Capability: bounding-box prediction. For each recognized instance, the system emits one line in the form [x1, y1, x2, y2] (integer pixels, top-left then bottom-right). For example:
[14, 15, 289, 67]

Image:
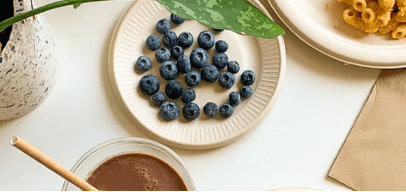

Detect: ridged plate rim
[108, 0, 286, 149]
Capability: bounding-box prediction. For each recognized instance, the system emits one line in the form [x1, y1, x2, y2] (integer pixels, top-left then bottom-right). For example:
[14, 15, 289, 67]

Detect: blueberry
[201, 65, 219, 83]
[160, 102, 180, 121]
[203, 102, 218, 118]
[178, 32, 194, 47]
[219, 103, 234, 118]
[146, 35, 161, 51]
[171, 45, 184, 59]
[241, 70, 256, 85]
[160, 61, 178, 80]
[185, 70, 201, 87]
[135, 56, 152, 72]
[215, 40, 228, 52]
[152, 92, 166, 106]
[177, 55, 191, 73]
[198, 31, 215, 49]
[190, 48, 209, 68]
[165, 80, 183, 99]
[240, 86, 253, 98]
[171, 14, 185, 24]
[181, 88, 196, 103]
[227, 61, 240, 74]
[213, 29, 224, 32]
[163, 31, 177, 48]
[219, 72, 235, 89]
[155, 48, 171, 62]
[156, 19, 171, 34]
[229, 91, 241, 106]
[213, 52, 229, 69]
[183, 103, 200, 120]
[139, 74, 160, 95]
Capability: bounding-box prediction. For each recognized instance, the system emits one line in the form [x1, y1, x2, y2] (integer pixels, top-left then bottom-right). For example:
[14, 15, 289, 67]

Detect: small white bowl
[61, 137, 197, 191]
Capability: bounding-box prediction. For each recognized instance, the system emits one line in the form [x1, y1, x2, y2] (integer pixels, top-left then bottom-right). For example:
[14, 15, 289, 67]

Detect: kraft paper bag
[329, 69, 406, 191]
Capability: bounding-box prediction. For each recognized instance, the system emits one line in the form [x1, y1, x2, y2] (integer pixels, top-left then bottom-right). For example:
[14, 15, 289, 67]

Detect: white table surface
[0, 0, 381, 190]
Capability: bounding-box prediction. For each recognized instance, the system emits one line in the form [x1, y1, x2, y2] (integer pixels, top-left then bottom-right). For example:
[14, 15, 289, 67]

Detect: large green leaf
[156, 0, 285, 39]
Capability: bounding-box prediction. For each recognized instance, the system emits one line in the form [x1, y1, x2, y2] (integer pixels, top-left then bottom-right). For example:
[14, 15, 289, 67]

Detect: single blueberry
[190, 48, 209, 68]
[160, 102, 180, 121]
[241, 70, 256, 85]
[165, 80, 183, 99]
[198, 31, 215, 49]
[156, 19, 171, 34]
[160, 61, 178, 80]
[181, 88, 196, 103]
[229, 91, 241, 106]
[178, 32, 194, 47]
[240, 86, 253, 98]
[213, 52, 229, 69]
[155, 48, 171, 62]
[227, 61, 240, 74]
[146, 35, 161, 51]
[171, 45, 184, 59]
[219, 72, 235, 89]
[203, 102, 218, 118]
[171, 14, 185, 24]
[139, 74, 160, 95]
[177, 55, 191, 73]
[163, 31, 178, 48]
[152, 92, 166, 106]
[201, 65, 219, 83]
[185, 70, 201, 87]
[215, 40, 228, 52]
[219, 103, 234, 118]
[183, 103, 200, 121]
[135, 56, 152, 72]
[213, 29, 224, 32]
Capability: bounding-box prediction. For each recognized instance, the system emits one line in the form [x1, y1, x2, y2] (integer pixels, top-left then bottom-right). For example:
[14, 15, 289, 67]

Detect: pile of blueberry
[137, 14, 256, 121]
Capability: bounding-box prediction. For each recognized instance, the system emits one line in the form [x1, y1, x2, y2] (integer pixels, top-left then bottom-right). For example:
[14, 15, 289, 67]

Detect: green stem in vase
[0, 0, 107, 32]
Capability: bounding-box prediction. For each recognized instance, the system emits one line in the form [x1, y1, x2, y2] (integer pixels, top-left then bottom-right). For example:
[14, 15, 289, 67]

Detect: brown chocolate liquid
[86, 153, 187, 191]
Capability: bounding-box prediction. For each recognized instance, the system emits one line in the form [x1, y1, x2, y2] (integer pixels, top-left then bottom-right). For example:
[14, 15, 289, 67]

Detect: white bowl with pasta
[268, 0, 406, 69]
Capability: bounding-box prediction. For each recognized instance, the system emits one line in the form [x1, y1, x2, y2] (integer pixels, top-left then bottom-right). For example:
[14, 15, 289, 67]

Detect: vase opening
[0, 0, 14, 53]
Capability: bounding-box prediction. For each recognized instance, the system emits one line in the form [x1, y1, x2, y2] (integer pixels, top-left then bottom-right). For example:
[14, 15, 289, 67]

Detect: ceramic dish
[61, 137, 197, 191]
[108, 0, 286, 149]
[268, 0, 406, 69]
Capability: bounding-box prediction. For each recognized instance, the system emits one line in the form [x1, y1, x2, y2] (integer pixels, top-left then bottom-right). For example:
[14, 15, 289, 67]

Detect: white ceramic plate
[268, 0, 406, 69]
[108, 0, 286, 149]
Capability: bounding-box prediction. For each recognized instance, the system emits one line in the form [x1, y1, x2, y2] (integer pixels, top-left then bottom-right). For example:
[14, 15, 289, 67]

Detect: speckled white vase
[0, 0, 59, 121]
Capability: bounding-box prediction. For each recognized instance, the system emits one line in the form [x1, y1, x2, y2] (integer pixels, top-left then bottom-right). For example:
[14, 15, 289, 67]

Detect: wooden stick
[10, 136, 98, 191]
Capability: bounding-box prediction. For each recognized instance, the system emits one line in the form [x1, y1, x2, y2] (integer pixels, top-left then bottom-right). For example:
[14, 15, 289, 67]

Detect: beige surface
[329, 69, 406, 190]
[108, 0, 286, 149]
[267, 0, 406, 68]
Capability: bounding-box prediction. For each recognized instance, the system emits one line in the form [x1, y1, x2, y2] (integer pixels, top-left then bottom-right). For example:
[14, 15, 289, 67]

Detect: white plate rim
[108, 0, 286, 149]
[267, 0, 406, 69]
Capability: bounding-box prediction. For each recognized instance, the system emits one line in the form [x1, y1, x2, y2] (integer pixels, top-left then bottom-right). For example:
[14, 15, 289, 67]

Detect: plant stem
[0, 0, 108, 32]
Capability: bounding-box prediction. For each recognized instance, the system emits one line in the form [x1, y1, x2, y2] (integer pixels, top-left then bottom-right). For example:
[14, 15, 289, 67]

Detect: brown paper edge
[327, 77, 379, 191]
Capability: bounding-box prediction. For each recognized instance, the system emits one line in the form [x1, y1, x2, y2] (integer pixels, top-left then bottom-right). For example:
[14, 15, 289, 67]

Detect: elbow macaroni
[340, 0, 406, 39]
[344, 8, 366, 30]
[339, 0, 368, 11]
[391, 24, 406, 38]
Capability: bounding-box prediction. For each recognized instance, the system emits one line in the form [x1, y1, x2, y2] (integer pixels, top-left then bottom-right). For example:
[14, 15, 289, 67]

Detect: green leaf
[73, 3, 81, 9]
[156, 0, 285, 39]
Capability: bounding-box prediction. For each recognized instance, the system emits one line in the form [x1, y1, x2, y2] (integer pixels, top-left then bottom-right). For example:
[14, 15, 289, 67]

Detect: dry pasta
[396, 0, 406, 8]
[339, 0, 406, 39]
[378, 18, 399, 34]
[378, 0, 395, 11]
[391, 24, 406, 38]
[376, 11, 392, 26]
[343, 8, 366, 30]
[339, 0, 368, 11]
